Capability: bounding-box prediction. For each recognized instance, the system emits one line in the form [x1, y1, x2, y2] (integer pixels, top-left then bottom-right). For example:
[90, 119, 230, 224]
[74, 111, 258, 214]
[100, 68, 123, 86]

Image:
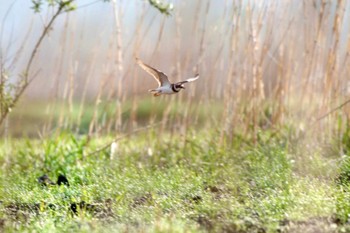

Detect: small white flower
[147, 147, 153, 156]
[110, 142, 118, 159]
[299, 123, 305, 132]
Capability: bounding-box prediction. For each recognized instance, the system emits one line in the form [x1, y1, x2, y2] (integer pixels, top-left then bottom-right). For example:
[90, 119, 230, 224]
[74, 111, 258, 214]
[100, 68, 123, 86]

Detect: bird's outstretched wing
[176, 74, 199, 85]
[136, 58, 170, 87]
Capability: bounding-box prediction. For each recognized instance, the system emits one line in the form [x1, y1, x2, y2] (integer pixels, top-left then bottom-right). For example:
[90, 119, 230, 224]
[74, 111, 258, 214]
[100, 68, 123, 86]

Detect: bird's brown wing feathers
[136, 58, 170, 87]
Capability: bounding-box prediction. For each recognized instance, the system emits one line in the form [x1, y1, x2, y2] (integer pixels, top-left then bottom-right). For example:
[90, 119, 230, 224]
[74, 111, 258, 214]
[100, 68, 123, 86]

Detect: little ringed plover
[136, 57, 199, 96]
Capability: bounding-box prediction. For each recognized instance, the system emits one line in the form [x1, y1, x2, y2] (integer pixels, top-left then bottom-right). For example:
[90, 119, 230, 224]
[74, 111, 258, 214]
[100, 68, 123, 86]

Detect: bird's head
[176, 84, 185, 89]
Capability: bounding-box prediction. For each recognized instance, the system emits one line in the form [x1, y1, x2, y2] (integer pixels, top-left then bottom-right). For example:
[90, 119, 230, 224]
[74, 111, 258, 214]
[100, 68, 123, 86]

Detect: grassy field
[5, 98, 223, 137]
[1, 125, 350, 232]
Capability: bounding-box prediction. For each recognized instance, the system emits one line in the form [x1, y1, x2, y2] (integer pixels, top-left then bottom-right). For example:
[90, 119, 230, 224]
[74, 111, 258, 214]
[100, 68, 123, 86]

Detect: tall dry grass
[1, 0, 350, 144]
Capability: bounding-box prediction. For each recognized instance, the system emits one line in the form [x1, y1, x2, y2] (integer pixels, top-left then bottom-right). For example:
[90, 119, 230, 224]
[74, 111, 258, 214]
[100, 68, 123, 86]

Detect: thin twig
[72, 0, 100, 11]
[314, 98, 350, 124]
[25, 1, 72, 82]
[290, 98, 350, 145]
[85, 122, 162, 157]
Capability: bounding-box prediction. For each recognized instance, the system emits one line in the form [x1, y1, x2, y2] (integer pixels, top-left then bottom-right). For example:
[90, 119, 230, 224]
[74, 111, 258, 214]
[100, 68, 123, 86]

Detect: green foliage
[97, 0, 175, 16]
[0, 130, 337, 232]
[31, 0, 76, 13]
[336, 155, 350, 188]
[31, 0, 43, 13]
[334, 126, 350, 223]
[341, 122, 350, 155]
[0, 70, 23, 124]
[327, 121, 350, 225]
[335, 187, 350, 224]
[148, 0, 173, 16]
[0, 71, 15, 115]
[31, 0, 174, 15]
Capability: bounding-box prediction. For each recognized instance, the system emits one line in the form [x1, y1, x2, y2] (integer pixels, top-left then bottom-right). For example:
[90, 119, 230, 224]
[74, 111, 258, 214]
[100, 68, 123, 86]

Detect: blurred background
[1, 0, 350, 140]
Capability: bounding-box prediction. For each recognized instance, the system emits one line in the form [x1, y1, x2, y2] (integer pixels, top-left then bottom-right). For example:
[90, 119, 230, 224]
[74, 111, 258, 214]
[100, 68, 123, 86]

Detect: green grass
[0, 128, 347, 232]
[6, 99, 223, 137]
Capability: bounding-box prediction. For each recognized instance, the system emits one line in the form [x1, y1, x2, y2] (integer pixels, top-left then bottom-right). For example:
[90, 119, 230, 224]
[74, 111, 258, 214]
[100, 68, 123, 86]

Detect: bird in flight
[136, 57, 199, 96]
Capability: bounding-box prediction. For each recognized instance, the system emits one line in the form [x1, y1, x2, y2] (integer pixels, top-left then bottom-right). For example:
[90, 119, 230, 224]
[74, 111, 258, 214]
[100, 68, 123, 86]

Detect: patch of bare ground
[278, 217, 338, 233]
[194, 212, 266, 233]
[70, 199, 114, 219]
[0, 218, 5, 231]
[2, 199, 114, 223]
[130, 193, 154, 208]
[4, 203, 41, 222]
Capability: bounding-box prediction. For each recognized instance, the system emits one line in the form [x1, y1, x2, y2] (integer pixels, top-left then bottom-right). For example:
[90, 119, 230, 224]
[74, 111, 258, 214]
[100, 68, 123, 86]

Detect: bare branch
[85, 122, 162, 157]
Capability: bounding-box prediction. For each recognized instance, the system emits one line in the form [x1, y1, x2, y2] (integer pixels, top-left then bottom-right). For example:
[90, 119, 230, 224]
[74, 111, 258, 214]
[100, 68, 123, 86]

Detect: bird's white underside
[149, 85, 175, 94]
